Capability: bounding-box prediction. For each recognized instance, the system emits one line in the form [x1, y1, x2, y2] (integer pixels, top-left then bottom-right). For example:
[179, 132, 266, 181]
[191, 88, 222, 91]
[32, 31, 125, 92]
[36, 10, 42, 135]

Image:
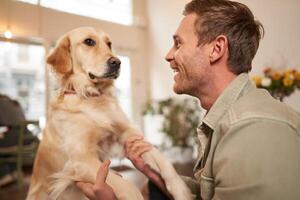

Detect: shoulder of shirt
[227, 86, 300, 132]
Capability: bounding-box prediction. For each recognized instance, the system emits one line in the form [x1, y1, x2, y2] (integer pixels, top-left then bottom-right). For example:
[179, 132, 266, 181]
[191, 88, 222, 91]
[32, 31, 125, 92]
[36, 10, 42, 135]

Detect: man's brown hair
[184, 0, 264, 74]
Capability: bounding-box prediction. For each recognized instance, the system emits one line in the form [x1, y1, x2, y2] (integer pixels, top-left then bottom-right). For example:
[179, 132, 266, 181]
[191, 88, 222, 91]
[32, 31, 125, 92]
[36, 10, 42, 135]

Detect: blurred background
[0, 0, 299, 199]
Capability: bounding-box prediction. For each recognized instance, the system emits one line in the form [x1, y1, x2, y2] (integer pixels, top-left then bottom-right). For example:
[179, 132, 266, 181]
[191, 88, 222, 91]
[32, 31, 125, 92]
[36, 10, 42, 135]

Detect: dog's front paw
[143, 149, 193, 200]
[163, 174, 193, 200]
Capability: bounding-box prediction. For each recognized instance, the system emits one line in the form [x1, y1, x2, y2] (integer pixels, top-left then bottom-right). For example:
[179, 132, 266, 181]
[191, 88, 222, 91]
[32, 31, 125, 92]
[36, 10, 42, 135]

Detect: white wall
[146, 0, 190, 100]
[146, 0, 300, 112]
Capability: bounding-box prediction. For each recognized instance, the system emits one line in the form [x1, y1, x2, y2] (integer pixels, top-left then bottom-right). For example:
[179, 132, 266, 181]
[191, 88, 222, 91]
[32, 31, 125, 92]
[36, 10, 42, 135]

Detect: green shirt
[184, 73, 300, 200]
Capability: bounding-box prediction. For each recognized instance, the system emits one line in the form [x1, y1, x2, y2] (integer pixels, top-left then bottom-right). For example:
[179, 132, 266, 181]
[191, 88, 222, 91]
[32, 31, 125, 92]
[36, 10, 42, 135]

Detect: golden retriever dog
[26, 27, 192, 200]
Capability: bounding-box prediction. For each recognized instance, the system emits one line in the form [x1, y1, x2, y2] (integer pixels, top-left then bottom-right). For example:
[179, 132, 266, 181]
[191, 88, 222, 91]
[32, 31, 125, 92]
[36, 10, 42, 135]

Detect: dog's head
[47, 27, 121, 96]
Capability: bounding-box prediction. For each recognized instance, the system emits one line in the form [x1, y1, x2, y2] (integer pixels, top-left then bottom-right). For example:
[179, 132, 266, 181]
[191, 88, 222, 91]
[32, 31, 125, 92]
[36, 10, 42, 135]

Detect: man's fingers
[131, 141, 152, 152]
[130, 146, 152, 170]
[125, 135, 144, 146]
[95, 160, 110, 185]
[126, 139, 151, 152]
[76, 182, 96, 200]
[133, 145, 152, 159]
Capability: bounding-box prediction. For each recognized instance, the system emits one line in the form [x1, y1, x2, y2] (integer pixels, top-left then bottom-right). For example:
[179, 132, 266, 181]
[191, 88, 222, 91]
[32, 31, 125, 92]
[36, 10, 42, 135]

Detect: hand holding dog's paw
[124, 135, 153, 173]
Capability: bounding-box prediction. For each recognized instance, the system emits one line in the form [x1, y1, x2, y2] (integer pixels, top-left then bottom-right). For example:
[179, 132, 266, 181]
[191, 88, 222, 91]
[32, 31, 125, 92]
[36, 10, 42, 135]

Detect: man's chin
[173, 84, 195, 96]
[173, 85, 184, 94]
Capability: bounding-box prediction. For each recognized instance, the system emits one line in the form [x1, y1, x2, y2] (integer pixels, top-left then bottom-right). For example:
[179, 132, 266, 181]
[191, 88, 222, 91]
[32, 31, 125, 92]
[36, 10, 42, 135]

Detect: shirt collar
[202, 73, 251, 130]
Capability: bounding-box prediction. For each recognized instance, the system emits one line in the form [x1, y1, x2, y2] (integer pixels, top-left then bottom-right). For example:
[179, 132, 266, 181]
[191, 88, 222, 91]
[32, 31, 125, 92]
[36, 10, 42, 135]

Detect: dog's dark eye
[84, 38, 96, 46]
[107, 41, 112, 49]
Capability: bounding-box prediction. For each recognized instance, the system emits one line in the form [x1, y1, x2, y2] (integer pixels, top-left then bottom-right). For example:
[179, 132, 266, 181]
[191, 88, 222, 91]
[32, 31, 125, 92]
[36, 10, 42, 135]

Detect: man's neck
[197, 72, 237, 111]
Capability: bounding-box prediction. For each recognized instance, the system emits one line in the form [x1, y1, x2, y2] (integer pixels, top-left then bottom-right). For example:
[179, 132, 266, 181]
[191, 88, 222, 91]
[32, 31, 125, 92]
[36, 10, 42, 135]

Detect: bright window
[115, 56, 132, 119]
[0, 41, 46, 121]
[17, 0, 133, 26]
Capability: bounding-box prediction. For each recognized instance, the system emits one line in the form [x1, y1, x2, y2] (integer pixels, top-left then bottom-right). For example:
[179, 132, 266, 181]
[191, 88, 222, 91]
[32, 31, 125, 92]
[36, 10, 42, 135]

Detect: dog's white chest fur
[50, 94, 125, 157]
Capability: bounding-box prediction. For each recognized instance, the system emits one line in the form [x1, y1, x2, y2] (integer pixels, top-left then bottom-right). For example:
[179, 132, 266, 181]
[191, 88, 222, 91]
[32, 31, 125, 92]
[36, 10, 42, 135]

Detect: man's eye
[84, 38, 96, 46]
[174, 40, 180, 48]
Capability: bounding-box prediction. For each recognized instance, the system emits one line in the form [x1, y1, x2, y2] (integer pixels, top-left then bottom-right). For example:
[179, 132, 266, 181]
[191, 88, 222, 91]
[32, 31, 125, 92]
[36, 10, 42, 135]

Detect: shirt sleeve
[212, 119, 300, 200]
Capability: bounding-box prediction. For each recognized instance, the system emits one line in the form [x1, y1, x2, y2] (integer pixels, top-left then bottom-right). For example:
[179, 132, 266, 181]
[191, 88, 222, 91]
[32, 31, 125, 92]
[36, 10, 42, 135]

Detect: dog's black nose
[107, 57, 121, 70]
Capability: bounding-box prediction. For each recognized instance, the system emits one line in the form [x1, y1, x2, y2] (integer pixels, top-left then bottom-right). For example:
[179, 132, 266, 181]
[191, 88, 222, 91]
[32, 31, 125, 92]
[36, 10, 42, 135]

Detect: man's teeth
[173, 69, 179, 73]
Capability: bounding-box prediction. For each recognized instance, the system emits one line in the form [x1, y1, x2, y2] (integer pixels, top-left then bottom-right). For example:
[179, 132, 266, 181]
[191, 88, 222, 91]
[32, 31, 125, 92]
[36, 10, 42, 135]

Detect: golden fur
[26, 27, 192, 200]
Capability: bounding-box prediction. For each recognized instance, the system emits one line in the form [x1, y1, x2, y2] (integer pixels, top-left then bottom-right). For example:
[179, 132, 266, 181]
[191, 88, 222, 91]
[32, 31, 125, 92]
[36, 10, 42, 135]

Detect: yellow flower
[295, 71, 300, 81]
[271, 72, 282, 80]
[283, 77, 294, 87]
[284, 69, 294, 80]
[285, 68, 294, 73]
[251, 76, 262, 86]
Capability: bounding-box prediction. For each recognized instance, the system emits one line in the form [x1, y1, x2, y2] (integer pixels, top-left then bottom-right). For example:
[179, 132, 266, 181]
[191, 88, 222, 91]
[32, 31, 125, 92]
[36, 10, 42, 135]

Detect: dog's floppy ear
[47, 35, 72, 74]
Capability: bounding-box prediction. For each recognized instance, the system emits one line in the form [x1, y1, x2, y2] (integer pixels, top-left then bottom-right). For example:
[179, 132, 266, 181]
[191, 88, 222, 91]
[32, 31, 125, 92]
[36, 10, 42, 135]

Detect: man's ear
[209, 35, 228, 64]
[46, 35, 72, 74]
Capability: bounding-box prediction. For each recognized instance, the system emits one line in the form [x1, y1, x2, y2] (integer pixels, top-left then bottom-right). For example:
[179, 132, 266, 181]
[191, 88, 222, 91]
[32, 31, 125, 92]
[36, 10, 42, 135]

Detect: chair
[0, 120, 40, 189]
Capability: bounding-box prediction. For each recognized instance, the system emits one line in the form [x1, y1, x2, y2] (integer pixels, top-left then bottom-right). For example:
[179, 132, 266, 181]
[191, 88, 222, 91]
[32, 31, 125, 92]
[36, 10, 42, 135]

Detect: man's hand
[124, 135, 173, 200]
[76, 160, 117, 200]
[124, 135, 153, 173]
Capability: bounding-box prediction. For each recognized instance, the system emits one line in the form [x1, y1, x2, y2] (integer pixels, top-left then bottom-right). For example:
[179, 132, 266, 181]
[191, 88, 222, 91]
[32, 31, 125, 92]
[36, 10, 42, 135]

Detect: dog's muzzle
[107, 57, 121, 70]
[88, 57, 121, 80]
[103, 57, 121, 79]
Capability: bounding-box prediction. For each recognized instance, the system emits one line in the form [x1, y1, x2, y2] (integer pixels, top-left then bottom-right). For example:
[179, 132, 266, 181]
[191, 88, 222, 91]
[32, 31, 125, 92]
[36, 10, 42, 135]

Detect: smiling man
[77, 0, 300, 200]
[125, 0, 300, 200]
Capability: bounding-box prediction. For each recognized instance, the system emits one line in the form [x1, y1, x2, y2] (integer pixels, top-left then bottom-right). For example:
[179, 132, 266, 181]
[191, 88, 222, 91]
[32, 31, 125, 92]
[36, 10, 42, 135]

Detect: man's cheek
[174, 50, 185, 66]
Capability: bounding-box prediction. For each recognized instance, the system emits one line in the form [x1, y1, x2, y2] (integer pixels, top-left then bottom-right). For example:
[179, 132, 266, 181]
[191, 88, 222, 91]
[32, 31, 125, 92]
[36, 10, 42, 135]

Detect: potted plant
[143, 97, 202, 163]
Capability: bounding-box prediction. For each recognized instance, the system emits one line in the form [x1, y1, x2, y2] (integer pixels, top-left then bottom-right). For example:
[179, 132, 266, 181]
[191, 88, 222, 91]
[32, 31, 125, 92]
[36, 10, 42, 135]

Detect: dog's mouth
[103, 71, 120, 79]
[88, 71, 120, 80]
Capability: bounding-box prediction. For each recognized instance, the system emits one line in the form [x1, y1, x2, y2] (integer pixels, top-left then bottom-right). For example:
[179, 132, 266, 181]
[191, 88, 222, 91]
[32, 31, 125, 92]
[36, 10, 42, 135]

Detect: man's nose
[165, 48, 175, 62]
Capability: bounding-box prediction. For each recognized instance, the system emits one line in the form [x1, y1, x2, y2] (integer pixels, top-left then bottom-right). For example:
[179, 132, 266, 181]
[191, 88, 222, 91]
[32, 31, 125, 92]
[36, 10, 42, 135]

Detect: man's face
[165, 14, 212, 96]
